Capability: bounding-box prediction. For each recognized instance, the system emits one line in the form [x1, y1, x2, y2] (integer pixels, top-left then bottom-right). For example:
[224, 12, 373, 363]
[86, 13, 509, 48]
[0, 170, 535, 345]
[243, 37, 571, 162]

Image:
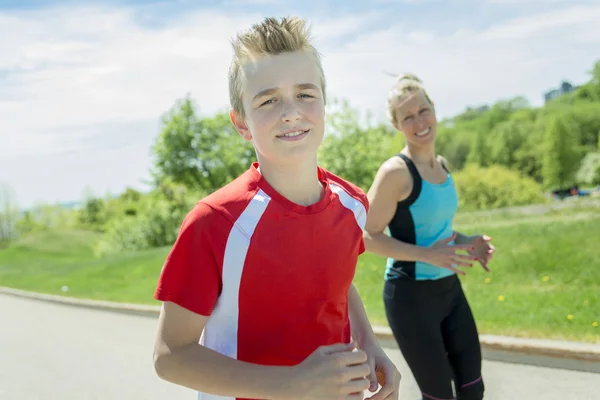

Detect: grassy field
[1, 199, 599, 343]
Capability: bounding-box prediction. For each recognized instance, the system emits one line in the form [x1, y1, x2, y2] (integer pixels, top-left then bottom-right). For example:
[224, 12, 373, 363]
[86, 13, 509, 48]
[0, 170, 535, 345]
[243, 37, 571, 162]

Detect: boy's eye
[403, 115, 414, 121]
[260, 99, 275, 107]
[420, 108, 430, 114]
[299, 93, 313, 98]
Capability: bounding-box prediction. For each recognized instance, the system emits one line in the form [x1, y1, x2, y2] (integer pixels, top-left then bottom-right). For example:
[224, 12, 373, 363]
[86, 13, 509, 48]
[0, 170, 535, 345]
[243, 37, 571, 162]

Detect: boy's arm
[153, 301, 290, 399]
[348, 284, 401, 399]
[347, 284, 378, 349]
[153, 205, 289, 398]
[154, 301, 372, 400]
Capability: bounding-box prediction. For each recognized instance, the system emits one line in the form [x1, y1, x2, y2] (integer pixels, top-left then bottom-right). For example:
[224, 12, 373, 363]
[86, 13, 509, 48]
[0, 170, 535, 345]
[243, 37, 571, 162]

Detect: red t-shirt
[154, 162, 368, 398]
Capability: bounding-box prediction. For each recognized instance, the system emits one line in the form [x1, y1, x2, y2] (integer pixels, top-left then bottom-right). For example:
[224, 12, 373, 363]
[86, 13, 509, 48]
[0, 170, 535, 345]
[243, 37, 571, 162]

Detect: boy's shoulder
[320, 166, 368, 207]
[185, 168, 260, 229]
[200, 168, 260, 220]
[320, 167, 369, 232]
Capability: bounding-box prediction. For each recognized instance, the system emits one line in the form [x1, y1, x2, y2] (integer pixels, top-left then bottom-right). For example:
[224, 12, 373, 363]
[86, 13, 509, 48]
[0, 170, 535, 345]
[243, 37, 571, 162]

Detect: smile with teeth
[416, 127, 431, 137]
[278, 129, 308, 138]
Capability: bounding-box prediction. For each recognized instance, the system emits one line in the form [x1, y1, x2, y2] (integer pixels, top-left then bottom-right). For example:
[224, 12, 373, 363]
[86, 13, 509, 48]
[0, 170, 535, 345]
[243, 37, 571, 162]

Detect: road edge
[2, 286, 599, 372]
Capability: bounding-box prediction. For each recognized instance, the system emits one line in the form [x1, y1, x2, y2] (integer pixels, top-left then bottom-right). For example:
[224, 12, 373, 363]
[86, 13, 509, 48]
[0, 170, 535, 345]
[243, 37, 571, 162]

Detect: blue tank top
[385, 153, 459, 281]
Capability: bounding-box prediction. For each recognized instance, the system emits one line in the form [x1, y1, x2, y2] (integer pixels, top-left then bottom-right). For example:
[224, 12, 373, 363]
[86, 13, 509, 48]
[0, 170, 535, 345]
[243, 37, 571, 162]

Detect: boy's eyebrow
[253, 88, 278, 102]
[295, 83, 320, 91]
[252, 83, 320, 102]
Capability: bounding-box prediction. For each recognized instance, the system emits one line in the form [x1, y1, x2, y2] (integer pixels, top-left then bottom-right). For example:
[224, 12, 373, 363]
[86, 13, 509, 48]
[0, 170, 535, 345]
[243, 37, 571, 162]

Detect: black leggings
[383, 275, 484, 400]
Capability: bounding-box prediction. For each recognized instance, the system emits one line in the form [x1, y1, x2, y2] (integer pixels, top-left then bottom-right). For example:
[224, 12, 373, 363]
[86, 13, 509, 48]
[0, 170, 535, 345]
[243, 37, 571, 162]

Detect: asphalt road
[1, 293, 598, 400]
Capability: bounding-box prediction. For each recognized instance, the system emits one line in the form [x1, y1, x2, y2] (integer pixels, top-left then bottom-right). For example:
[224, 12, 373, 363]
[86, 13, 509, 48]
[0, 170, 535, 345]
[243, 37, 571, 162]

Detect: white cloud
[221, 0, 281, 5]
[372, 0, 442, 3]
[1, 3, 599, 207]
[315, 3, 600, 122]
[0, 6, 262, 158]
[481, 5, 600, 40]
[311, 12, 383, 41]
[486, 0, 586, 4]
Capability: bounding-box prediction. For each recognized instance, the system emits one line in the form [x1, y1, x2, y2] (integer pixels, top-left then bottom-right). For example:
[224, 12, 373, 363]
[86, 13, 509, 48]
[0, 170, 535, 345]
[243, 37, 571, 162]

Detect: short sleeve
[154, 202, 225, 316]
[358, 194, 369, 255]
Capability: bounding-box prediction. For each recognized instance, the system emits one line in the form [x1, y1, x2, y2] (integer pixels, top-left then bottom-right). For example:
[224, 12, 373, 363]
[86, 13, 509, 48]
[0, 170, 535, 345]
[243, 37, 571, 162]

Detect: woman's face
[393, 90, 437, 147]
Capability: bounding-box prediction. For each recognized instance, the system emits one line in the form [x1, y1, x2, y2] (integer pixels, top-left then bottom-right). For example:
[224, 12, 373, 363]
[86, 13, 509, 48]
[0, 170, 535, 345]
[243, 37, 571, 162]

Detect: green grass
[357, 214, 600, 344]
[1, 200, 599, 343]
[0, 229, 168, 304]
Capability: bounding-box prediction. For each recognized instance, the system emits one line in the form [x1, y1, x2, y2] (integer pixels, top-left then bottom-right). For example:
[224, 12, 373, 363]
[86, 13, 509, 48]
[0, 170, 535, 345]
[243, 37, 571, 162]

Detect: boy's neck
[256, 156, 324, 206]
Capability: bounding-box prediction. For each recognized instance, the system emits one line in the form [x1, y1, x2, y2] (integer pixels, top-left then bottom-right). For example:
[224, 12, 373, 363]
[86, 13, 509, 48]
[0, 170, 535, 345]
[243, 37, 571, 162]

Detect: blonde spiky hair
[228, 16, 326, 117]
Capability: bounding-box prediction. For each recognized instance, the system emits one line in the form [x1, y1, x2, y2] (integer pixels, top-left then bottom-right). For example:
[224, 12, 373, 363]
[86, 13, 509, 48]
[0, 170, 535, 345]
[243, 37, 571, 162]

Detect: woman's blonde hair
[386, 73, 433, 125]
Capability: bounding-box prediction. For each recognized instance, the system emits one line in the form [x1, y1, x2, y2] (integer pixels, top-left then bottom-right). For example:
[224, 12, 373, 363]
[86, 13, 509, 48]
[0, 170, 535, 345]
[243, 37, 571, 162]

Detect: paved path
[1, 294, 598, 399]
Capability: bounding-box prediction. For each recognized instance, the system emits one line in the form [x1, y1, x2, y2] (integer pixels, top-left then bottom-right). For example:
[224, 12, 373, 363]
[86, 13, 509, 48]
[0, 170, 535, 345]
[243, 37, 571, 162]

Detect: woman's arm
[363, 159, 475, 273]
[362, 160, 432, 263]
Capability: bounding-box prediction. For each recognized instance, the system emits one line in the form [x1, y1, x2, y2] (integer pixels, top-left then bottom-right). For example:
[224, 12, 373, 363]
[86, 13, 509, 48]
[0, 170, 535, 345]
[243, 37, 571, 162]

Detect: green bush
[95, 180, 204, 256]
[453, 165, 547, 211]
[594, 164, 600, 187]
[78, 196, 109, 231]
[576, 152, 600, 186]
[17, 203, 80, 234]
[318, 99, 399, 191]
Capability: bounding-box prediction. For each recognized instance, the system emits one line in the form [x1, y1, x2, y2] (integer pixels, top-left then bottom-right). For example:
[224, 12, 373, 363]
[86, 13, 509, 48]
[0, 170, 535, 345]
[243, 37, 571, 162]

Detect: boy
[152, 16, 401, 400]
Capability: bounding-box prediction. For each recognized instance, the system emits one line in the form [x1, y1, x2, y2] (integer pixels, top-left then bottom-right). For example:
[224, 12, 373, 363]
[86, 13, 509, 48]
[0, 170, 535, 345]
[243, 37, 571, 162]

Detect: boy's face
[232, 50, 325, 167]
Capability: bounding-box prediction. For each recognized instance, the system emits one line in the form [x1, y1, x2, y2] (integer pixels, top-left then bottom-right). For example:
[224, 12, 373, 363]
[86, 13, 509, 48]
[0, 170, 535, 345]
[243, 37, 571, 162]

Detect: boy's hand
[362, 344, 401, 400]
[287, 342, 371, 400]
[465, 234, 495, 272]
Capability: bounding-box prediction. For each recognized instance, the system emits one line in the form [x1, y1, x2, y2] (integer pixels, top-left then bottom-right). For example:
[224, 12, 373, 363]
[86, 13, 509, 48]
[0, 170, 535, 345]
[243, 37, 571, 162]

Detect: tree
[514, 136, 544, 183]
[431, 123, 472, 170]
[479, 96, 529, 131]
[575, 152, 600, 186]
[151, 95, 256, 193]
[443, 97, 531, 170]
[15, 210, 37, 235]
[542, 114, 582, 190]
[78, 188, 108, 231]
[590, 59, 600, 86]
[31, 202, 78, 231]
[466, 129, 490, 167]
[489, 120, 529, 167]
[318, 99, 398, 191]
[594, 164, 600, 186]
[562, 102, 600, 148]
[95, 179, 203, 255]
[573, 60, 600, 102]
[510, 107, 539, 123]
[0, 183, 20, 245]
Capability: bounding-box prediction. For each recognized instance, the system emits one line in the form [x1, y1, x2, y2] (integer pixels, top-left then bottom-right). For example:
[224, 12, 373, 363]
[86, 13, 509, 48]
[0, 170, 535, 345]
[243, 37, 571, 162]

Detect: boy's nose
[281, 100, 301, 122]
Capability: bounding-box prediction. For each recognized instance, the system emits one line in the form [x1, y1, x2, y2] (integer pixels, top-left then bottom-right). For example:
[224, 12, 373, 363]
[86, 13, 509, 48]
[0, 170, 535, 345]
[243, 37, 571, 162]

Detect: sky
[1, 0, 600, 209]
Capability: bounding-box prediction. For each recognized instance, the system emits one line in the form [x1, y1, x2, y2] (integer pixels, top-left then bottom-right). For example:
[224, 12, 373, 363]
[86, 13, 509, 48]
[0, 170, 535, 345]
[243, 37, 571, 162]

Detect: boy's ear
[230, 108, 252, 141]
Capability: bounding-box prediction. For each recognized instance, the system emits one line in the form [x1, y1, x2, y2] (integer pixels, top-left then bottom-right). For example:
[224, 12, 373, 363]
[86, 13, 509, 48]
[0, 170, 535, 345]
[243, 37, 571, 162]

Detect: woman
[363, 74, 495, 400]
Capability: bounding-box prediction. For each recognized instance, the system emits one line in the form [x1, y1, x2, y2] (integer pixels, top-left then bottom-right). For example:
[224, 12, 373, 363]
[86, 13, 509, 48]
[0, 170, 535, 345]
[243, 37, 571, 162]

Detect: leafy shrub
[453, 165, 547, 211]
[95, 180, 204, 256]
[576, 152, 600, 186]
